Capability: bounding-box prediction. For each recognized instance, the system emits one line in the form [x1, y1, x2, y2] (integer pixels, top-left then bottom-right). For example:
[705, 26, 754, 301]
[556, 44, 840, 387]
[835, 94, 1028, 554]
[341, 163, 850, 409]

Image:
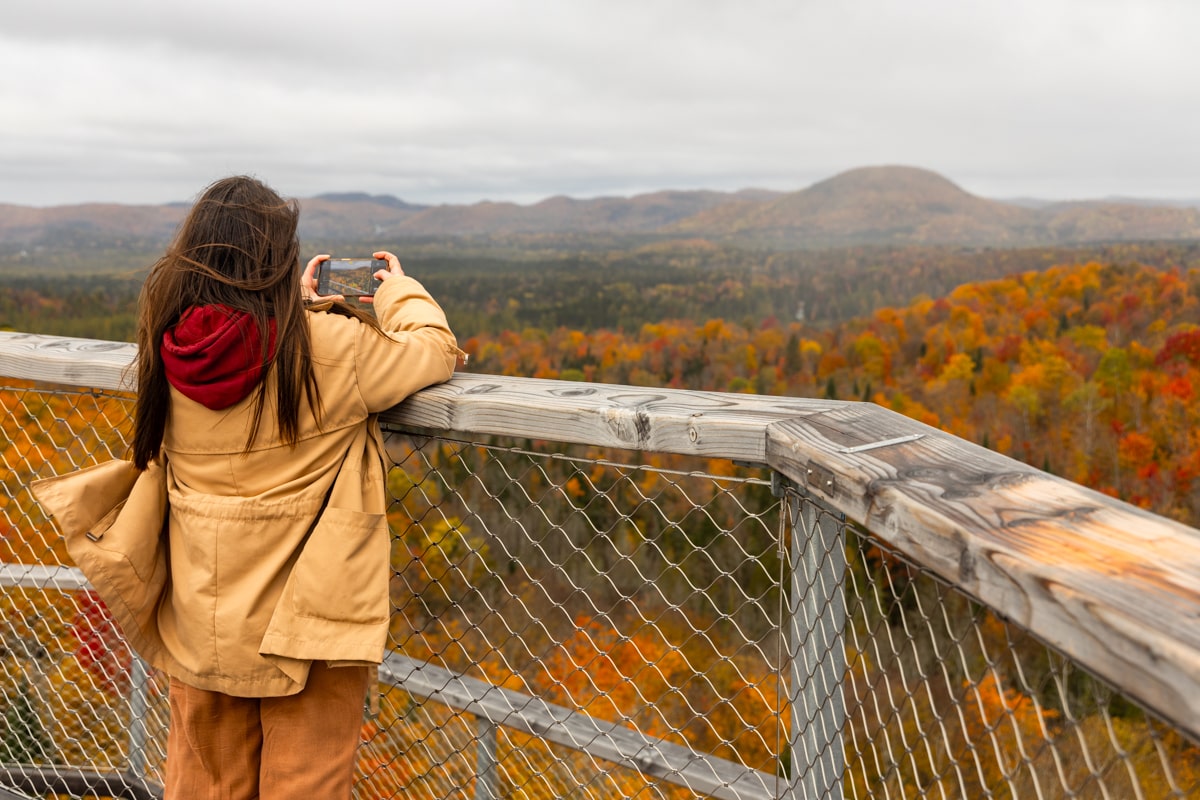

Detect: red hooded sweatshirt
[161, 305, 277, 410]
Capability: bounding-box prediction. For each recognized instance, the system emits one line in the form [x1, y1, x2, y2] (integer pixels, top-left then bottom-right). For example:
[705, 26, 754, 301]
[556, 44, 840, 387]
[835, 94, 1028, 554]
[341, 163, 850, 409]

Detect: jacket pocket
[291, 507, 389, 625]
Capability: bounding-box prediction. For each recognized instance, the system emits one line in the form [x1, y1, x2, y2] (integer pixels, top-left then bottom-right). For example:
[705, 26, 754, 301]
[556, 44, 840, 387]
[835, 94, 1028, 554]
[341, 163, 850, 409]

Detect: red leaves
[1155, 329, 1200, 369]
[71, 590, 131, 694]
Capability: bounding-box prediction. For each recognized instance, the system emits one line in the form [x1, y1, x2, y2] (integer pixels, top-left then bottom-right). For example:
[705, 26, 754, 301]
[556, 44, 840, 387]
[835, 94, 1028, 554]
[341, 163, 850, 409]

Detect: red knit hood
[162, 305, 277, 410]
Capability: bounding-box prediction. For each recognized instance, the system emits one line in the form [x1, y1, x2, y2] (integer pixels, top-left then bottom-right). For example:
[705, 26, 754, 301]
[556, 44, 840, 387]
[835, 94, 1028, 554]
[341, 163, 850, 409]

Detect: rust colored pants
[165, 662, 369, 799]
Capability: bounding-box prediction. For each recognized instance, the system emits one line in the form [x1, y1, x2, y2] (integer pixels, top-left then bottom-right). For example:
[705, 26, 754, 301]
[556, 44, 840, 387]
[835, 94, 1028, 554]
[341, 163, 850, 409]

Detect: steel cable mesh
[0, 383, 168, 799]
[375, 432, 1199, 800]
[788, 489, 1200, 800]
[376, 432, 790, 799]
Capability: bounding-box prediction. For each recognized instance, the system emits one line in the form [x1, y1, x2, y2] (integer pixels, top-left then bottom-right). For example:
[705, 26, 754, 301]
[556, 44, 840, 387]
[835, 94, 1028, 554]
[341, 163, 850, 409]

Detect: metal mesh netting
[0, 382, 165, 800]
[370, 433, 789, 800]
[0, 381, 1197, 799]
[374, 432, 1200, 800]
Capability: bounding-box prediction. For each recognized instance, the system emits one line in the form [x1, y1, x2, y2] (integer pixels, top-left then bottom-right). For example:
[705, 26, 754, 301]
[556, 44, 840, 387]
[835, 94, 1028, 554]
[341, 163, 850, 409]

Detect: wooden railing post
[783, 480, 846, 800]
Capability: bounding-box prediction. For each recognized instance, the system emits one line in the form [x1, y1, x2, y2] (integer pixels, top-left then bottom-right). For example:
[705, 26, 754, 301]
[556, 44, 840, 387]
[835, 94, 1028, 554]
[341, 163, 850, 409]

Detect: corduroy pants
[165, 662, 369, 799]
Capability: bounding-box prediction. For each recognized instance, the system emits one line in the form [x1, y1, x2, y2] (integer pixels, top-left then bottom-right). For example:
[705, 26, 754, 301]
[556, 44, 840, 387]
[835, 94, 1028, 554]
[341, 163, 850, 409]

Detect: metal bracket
[806, 461, 838, 497]
[772, 461, 837, 499]
[837, 433, 923, 454]
[770, 469, 847, 521]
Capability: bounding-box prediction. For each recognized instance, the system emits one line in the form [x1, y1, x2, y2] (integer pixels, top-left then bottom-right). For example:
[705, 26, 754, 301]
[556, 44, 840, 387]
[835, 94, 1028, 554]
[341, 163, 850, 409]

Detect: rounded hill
[673, 165, 1042, 247]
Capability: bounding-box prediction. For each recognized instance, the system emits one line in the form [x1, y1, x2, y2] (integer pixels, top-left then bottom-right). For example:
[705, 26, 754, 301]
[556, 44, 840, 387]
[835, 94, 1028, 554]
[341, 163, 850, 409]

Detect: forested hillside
[465, 260, 1200, 526]
[5, 240, 1199, 340]
[4, 239, 1200, 525]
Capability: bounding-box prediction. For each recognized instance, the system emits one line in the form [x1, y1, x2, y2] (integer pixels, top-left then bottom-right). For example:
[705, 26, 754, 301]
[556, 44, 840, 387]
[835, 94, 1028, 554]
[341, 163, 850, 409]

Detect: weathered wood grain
[765, 403, 1200, 740]
[0, 332, 137, 392]
[380, 653, 778, 800]
[383, 374, 846, 462]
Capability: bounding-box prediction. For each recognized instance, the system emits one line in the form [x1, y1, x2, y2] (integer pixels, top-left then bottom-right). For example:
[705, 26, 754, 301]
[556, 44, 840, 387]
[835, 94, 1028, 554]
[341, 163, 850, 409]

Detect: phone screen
[317, 258, 385, 297]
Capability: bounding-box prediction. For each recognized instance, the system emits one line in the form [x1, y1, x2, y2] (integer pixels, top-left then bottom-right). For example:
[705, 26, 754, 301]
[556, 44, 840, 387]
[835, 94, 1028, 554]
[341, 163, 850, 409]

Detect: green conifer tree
[2, 678, 52, 764]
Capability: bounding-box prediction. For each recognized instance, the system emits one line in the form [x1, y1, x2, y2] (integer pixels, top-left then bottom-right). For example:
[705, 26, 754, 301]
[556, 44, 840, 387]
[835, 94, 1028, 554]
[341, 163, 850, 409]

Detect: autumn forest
[6, 237, 1200, 526]
[3, 223, 1200, 796]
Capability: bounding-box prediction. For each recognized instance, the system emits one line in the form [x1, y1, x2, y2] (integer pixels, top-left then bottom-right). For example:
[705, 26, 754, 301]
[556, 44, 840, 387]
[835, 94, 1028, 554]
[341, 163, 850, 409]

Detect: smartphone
[316, 258, 386, 297]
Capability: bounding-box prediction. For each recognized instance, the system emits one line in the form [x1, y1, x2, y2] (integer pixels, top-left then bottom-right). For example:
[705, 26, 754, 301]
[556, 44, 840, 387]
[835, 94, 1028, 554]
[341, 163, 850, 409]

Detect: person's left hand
[301, 254, 345, 303]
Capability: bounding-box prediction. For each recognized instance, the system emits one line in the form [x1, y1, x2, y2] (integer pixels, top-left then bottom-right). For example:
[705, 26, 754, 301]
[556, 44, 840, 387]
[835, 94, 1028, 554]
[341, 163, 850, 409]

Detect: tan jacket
[34, 275, 460, 697]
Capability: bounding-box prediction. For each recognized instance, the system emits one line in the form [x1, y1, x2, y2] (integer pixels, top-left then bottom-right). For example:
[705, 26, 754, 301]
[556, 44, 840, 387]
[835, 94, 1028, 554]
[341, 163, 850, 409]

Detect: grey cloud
[2, 0, 1199, 206]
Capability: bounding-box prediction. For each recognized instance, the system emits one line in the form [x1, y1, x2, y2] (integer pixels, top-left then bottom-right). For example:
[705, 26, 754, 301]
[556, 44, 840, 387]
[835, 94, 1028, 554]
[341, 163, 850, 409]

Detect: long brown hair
[132, 176, 318, 469]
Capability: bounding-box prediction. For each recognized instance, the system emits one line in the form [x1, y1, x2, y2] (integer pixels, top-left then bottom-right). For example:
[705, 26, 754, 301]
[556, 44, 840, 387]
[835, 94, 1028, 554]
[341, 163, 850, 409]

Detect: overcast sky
[2, 0, 1197, 207]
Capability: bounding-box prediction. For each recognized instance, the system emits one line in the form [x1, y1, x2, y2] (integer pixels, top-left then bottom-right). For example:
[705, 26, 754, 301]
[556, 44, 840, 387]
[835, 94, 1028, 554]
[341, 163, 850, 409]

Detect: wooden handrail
[2, 331, 1198, 741]
[0, 332, 137, 392]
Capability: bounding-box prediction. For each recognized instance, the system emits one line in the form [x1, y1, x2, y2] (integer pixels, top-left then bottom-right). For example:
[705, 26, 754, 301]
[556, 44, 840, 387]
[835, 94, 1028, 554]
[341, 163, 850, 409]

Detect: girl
[47, 175, 462, 798]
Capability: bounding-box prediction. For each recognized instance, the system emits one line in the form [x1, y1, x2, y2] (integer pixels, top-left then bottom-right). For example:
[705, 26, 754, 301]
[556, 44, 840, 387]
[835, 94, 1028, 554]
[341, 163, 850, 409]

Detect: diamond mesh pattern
[376, 432, 1200, 800]
[0, 382, 167, 799]
[0, 381, 1196, 799]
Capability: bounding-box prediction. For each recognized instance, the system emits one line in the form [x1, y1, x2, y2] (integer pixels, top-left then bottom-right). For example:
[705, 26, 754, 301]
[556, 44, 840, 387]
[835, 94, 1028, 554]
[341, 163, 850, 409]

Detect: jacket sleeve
[354, 274, 463, 412]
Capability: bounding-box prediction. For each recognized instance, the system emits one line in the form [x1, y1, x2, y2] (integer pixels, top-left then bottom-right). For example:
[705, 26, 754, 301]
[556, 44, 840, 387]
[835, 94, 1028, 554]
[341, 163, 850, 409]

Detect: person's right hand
[360, 251, 405, 303]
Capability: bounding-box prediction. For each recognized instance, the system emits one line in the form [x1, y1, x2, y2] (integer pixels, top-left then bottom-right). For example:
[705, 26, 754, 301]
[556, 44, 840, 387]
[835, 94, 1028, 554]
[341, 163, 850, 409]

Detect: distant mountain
[0, 190, 769, 245]
[0, 202, 185, 245]
[291, 189, 777, 240]
[1000, 196, 1200, 211]
[297, 195, 424, 240]
[313, 192, 428, 211]
[670, 166, 1200, 247]
[2, 167, 1198, 249]
[668, 166, 1037, 246]
[393, 189, 779, 236]
[1096, 196, 1200, 210]
[1040, 200, 1200, 243]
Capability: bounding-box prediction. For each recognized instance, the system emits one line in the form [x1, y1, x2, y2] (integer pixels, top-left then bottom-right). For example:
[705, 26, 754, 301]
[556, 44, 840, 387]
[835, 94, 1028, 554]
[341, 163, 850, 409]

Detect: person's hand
[360, 251, 405, 304]
[300, 254, 344, 303]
